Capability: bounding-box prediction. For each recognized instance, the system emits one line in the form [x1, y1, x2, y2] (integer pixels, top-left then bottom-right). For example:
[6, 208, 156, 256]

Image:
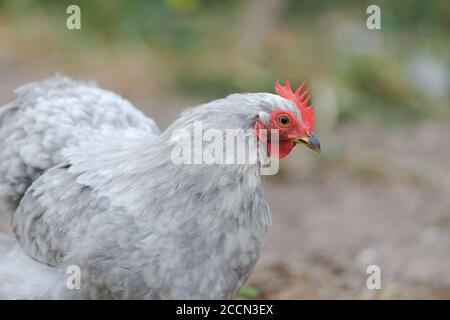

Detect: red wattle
[268, 139, 294, 159]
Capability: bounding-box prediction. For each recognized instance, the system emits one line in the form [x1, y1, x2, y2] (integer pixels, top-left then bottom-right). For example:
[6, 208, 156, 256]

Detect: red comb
[274, 79, 315, 134]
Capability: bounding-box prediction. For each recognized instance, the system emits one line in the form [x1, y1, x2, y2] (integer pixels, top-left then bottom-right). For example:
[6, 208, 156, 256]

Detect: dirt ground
[250, 119, 450, 299]
[1, 60, 449, 300]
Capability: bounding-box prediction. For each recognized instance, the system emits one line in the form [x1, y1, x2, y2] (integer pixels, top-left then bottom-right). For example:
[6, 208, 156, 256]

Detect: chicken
[0, 75, 319, 299]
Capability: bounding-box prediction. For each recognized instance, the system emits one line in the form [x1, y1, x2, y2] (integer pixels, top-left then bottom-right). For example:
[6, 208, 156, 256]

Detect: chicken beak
[291, 134, 321, 153]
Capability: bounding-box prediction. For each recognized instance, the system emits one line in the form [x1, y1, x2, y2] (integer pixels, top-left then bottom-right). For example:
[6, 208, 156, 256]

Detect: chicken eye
[277, 114, 290, 127]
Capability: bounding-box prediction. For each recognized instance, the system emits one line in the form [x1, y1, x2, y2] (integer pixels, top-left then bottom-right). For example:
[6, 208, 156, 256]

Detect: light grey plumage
[0, 75, 302, 299]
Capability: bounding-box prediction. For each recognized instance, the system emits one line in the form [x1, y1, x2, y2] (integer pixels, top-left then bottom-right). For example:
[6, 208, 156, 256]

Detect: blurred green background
[1, 0, 449, 123]
[0, 0, 449, 299]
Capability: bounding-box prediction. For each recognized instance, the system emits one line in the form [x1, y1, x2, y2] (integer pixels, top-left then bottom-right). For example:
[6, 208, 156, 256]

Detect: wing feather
[0, 75, 160, 217]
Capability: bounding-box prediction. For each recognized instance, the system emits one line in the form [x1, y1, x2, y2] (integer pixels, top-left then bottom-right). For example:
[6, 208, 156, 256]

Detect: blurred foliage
[238, 286, 261, 299]
[0, 0, 449, 125]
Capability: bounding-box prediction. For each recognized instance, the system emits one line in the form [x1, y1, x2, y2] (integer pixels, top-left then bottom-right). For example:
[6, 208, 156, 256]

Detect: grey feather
[0, 75, 300, 299]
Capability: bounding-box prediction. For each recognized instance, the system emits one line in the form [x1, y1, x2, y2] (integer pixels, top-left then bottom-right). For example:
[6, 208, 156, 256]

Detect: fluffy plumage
[0, 75, 305, 299]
